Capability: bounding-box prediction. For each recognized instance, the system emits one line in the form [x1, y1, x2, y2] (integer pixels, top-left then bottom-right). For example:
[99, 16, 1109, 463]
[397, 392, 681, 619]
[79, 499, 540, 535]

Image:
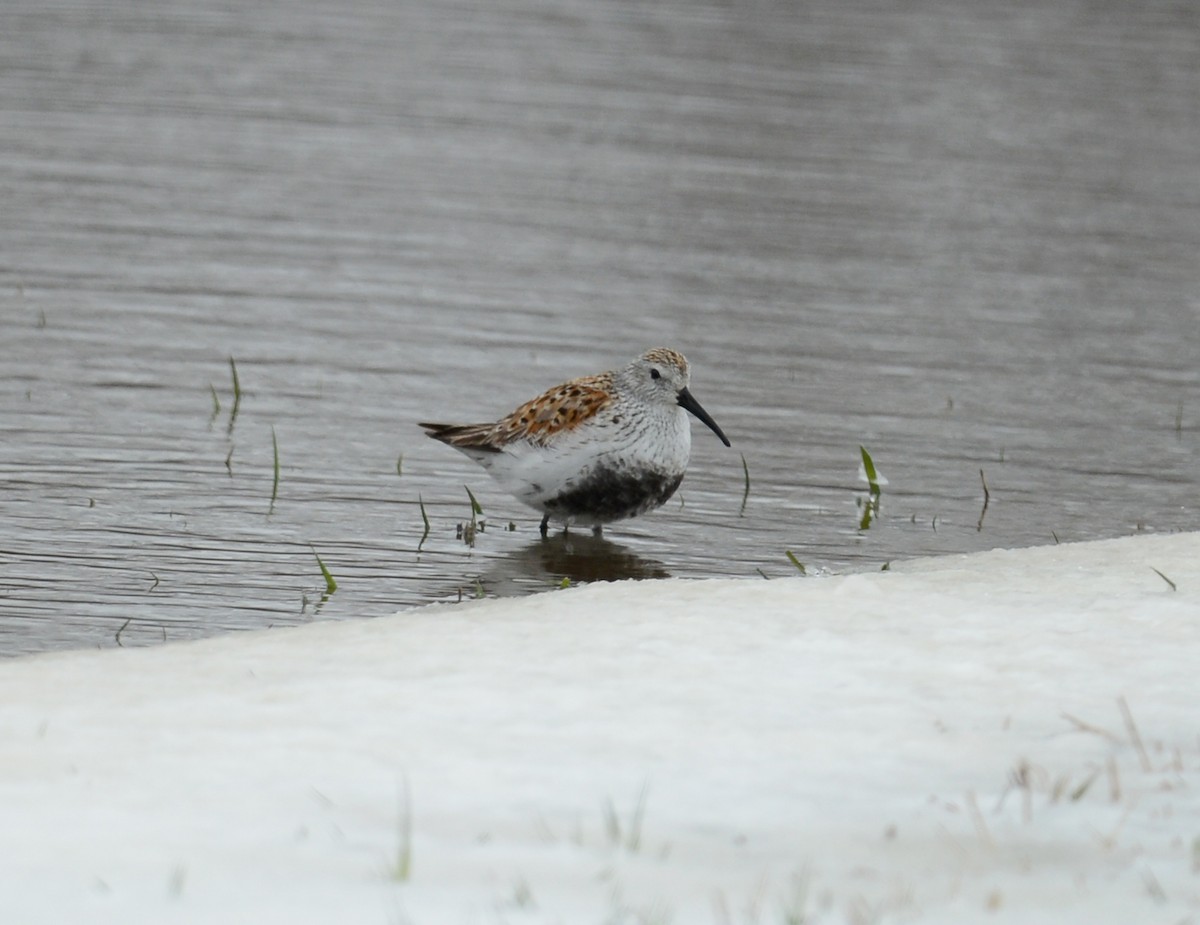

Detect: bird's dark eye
[649, 368, 661, 380]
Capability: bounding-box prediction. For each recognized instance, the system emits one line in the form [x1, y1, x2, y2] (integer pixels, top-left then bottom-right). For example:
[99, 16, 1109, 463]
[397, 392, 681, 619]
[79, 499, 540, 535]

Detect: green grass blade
[465, 485, 483, 516]
[1151, 567, 1176, 591]
[270, 425, 280, 512]
[739, 453, 750, 516]
[976, 468, 990, 532]
[857, 445, 883, 530]
[1070, 769, 1100, 802]
[227, 356, 242, 434]
[785, 550, 807, 575]
[311, 545, 337, 594]
[859, 445, 880, 495]
[417, 495, 430, 552]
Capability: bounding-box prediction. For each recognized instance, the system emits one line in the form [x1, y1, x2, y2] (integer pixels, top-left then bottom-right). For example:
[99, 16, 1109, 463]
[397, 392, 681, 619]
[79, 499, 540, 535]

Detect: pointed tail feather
[419, 422, 503, 452]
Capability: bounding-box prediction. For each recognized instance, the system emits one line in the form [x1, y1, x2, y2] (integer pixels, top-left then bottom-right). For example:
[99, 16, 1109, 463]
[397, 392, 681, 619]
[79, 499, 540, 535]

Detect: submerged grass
[976, 468, 991, 532]
[270, 426, 280, 512]
[227, 356, 242, 434]
[739, 453, 750, 516]
[417, 495, 431, 551]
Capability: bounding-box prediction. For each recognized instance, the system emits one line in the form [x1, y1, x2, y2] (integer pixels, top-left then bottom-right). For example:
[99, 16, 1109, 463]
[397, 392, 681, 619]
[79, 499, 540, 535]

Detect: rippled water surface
[2, 0, 1197, 654]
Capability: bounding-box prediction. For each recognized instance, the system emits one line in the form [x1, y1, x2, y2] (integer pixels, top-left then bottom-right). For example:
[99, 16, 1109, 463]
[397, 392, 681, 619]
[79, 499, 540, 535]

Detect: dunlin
[420, 348, 731, 536]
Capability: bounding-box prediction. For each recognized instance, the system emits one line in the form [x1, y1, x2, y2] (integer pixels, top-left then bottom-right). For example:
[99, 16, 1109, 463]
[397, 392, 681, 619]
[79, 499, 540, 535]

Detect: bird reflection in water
[478, 532, 671, 597]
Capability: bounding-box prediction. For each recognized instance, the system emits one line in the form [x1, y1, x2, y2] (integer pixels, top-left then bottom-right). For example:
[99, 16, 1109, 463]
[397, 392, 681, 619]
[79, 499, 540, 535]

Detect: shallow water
[1, 0, 1197, 655]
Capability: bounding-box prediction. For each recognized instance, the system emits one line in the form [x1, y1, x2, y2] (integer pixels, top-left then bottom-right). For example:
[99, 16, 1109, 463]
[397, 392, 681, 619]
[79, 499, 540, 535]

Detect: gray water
[2, 0, 1197, 655]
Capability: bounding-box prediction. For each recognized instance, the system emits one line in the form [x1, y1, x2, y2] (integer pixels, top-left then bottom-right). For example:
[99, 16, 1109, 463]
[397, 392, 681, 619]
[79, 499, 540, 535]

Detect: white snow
[1, 533, 1198, 924]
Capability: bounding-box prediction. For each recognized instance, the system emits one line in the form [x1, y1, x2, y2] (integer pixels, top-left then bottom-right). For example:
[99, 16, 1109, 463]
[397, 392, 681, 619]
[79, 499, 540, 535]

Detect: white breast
[480, 404, 692, 511]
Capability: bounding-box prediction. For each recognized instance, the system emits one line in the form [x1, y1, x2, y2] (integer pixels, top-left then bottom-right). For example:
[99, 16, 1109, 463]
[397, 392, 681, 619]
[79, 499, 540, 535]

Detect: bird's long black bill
[677, 387, 731, 447]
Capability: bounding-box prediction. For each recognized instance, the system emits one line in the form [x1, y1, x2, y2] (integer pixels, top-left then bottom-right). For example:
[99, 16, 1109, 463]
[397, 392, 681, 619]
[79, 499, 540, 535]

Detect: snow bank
[1, 533, 1198, 924]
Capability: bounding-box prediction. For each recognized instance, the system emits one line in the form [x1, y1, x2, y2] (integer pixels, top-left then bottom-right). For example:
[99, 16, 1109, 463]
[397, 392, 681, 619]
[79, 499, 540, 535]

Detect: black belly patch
[543, 467, 684, 523]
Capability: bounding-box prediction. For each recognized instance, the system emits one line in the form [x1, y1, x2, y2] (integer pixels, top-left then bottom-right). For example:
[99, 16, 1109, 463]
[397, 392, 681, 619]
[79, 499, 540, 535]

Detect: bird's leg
[592, 524, 603, 538]
[539, 514, 550, 538]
